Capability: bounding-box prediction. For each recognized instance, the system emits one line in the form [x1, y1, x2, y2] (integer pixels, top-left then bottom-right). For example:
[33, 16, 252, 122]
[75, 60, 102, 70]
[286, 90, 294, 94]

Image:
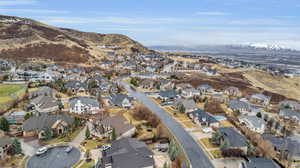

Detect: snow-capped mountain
[246, 43, 288, 51]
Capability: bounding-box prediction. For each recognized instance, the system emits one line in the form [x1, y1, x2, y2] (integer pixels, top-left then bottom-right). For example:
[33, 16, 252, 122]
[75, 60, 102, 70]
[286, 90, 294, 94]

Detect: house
[173, 98, 198, 113]
[29, 86, 54, 99]
[279, 109, 300, 124]
[229, 100, 253, 114]
[181, 88, 200, 98]
[188, 109, 219, 127]
[262, 134, 300, 161]
[240, 157, 281, 168]
[159, 79, 174, 90]
[0, 136, 12, 160]
[101, 138, 155, 168]
[23, 114, 74, 139]
[218, 127, 247, 153]
[176, 83, 193, 91]
[109, 94, 133, 108]
[158, 90, 178, 102]
[239, 115, 266, 134]
[224, 87, 242, 97]
[64, 80, 88, 94]
[30, 95, 59, 113]
[197, 84, 214, 94]
[249, 93, 271, 106]
[91, 116, 136, 139]
[69, 97, 100, 114]
[64, 73, 87, 81]
[139, 79, 156, 90]
[4, 111, 27, 124]
[279, 100, 300, 111]
[39, 71, 62, 82]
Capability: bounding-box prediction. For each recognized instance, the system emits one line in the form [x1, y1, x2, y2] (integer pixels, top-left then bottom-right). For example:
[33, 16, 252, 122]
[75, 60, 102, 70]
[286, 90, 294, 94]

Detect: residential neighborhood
[0, 50, 300, 168]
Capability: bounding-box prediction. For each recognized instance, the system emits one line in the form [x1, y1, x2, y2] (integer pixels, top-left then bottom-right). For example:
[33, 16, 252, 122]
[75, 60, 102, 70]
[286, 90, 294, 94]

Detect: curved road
[120, 80, 214, 168]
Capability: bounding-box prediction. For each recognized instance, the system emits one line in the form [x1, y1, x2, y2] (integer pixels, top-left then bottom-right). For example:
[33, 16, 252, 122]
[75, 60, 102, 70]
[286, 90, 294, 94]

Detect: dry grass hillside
[0, 15, 154, 65]
[243, 70, 300, 101]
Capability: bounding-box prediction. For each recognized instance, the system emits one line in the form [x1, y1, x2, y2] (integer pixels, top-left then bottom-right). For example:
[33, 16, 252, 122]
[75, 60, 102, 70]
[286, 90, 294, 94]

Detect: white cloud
[195, 11, 230, 16]
[0, 0, 37, 6]
[0, 8, 69, 14]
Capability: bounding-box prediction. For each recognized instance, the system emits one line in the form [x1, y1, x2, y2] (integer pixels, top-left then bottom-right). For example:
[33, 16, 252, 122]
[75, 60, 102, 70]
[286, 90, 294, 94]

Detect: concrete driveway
[20, 139, 40, 156]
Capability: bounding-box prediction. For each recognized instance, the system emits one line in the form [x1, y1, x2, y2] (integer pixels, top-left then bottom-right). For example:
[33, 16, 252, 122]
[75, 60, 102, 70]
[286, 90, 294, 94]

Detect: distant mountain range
[150, 44, 300, 68]
[150, 44, 300, 54]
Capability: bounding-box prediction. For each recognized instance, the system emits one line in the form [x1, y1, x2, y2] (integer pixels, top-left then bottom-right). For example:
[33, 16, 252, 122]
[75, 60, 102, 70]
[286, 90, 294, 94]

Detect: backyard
[0, 84, 27, 112]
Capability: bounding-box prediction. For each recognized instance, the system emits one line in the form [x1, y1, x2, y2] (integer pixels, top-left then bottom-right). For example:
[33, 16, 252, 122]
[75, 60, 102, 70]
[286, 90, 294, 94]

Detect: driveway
[20, 139, 40, 156]
[27, 146, 81, 168]
[120, 79, 215, 168]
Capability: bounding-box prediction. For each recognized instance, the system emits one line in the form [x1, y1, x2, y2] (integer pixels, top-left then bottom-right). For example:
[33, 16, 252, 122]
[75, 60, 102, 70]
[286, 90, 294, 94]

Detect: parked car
[100, 144, 111, 151]
[36, 147, 48, 156]
[65, 146, 73, 153]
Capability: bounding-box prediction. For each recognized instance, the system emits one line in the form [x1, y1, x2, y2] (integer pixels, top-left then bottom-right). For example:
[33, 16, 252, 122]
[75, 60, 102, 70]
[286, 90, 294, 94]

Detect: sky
[1, 0, 300, 49]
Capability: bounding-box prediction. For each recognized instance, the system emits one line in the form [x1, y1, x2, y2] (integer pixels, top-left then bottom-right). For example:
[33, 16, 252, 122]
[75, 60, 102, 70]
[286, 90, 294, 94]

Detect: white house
[69, 97, 100, 114]
[239, 115, 266, 134]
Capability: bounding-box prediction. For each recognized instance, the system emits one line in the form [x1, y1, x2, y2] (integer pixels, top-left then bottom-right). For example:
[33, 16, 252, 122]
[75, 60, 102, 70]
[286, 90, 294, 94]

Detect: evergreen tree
[85, 127, 91, 139]
[211, 132, 221, 145]
[256, 112, 262, 118]
[220, 139, 230, 151]
[45, 128, 53, 140]
[163, 162, 168, 168]
[168, 139, 181, 161]
[24, 113, 32, 120]
[12, 138, 22, 155]
[0, 117, 10, 132]
[179, 104, 186, 113]
[111, 128, 117, 141]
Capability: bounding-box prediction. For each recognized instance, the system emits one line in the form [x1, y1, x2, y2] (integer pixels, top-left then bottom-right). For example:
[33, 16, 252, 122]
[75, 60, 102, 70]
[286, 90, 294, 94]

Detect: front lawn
[0, 84, 27, 111]
[83, 139, 105, 150]
[0, 155, 25, 167]
[79, 160, 95, 168]
[210, 149, 223, 159]
[182, 121, 197, 128]
[200, 138, 218, 149]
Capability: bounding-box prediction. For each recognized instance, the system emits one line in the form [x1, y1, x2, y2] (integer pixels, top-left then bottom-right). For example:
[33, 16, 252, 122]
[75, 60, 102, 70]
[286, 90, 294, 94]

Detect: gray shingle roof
[102, 138, 154, 168]
[189, 109, 218, 124]
[109, 94, 132, 107]
[174, 98, 197, 111]
[23, 114, 74, 132]
[159, 90, 177, 99]
[229, 100, 253, 111]
[69, 96, 99, 109]
[239, 115, 265, 129]
[219, 127, 247, 148]
[242, 157, 281, 168]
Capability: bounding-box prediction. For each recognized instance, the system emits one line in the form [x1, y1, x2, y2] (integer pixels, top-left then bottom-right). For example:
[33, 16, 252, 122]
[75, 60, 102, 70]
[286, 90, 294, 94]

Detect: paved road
[120, 80, 214, 168]
[27, 146, 81, 168]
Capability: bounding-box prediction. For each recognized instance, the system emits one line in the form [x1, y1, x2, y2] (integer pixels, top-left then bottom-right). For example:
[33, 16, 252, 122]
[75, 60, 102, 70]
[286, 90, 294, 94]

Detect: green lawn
[79, 160, 95, 168]
[83, 140, 105, 150]
[200, 138, 219, 149]
[210, 149, 223, 159]
[0, 84, 27, 111]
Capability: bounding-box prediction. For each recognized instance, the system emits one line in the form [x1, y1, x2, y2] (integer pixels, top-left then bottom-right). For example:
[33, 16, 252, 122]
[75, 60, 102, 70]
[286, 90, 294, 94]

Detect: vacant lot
[244, 70, 300, 101]
[0, 84, 27, 113]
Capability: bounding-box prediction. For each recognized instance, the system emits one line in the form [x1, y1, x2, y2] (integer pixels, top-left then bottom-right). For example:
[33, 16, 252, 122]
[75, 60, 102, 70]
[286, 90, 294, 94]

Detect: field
[0, 84, 27, 112]
[244, 70, 300, 102]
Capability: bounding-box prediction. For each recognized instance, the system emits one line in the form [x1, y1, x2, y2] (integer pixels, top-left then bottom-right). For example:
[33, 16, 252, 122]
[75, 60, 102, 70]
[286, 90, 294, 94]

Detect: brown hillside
[0, 15, 154, 64]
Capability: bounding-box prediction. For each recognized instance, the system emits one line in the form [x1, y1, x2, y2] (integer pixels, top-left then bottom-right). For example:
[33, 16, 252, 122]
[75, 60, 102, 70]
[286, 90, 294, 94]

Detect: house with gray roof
[197, 84, 214, 94]
[158, 90, 178, 102]
[240, 157, 281, 168]
[91, 116, 136, 139]
[188, 109, 219, 127]
[218, 127, 248, 153]
[224, 86, 242, 97]
[0, 136, 12, 160]
[69, 96, 100, 114]
[23, 114, 74, 139]
[109, 94, 133, 108]
[239, 115, 266, 134]
[249, 93, 271, 106]
[30, 95, 59, 113]
[181, 88, 200, 98]
[29, 86, 53, 99]
[101, 138, 154, 168]
[279, 109, 300, 124]
[64, 80, 88, 94]
[4, 111, 27, 124]
[279, 100, 300, 111]
[173, 98, 198, 113]
[229, 100, 253, 114]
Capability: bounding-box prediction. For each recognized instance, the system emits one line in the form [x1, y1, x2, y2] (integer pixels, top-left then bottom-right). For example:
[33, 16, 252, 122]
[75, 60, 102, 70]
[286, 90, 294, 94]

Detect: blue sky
[1, 0, 300, 49]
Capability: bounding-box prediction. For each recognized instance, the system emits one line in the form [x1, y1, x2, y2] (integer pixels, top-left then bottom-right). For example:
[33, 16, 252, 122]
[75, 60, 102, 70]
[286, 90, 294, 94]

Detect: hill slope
[0, 15, 154, 64]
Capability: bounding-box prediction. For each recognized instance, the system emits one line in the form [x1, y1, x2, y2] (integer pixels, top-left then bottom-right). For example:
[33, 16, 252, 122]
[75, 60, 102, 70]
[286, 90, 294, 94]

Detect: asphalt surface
[121, 80, 215, 168]
[27, 146, 81, 168]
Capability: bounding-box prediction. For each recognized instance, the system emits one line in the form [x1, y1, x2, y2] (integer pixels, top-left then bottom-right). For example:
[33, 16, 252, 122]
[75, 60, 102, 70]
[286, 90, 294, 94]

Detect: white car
[100, 145, 111, 151]
[36, 147, 48, 156]
[65, 146, 73, 153]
